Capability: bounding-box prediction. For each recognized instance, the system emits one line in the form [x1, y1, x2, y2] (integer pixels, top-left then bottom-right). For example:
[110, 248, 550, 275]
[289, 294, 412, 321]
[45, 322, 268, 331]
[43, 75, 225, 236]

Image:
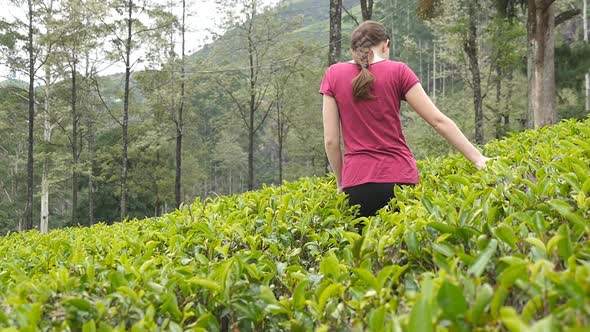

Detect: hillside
[0, 116, 589, 330]
[188, 0, 359, 63]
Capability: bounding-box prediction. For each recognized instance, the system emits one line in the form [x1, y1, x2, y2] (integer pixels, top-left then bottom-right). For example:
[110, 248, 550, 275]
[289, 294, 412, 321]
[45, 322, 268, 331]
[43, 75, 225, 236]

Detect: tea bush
[1, 117, 589, 331]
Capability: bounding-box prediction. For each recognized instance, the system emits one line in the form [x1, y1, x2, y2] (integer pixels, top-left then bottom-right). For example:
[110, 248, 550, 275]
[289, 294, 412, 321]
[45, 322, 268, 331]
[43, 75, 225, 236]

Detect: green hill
[0, 79, 27, 89]
[1, 116, 589, 330]
[188, 0, 359, 64]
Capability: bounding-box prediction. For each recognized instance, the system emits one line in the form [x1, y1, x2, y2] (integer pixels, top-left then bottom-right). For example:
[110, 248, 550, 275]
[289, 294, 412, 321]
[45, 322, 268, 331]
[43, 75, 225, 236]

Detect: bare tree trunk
[505, 70, 512, 132]
[24, 0, 35, 231]
[432, 42, 436, 103]
[327, 0, 342, 173]
[277, 101, 284, 185]
[87, 107, 95, 226]
[427, 60, 430, 94]
[389, 0, 396, 59]
[495, 65, 503, 139]
[71, 59, 79, 227]
[175, 0, 186, 208]
[248, 18, 256, 191]
[464, 1, 484, 144]
[419, 39, 422, 79]
[155, 150, 161, 215]
[329, 0, 342, 66]
[584, 0, 589, 112]
[360, 0, 374, 21]
[527, 0, 556, 128]
[121, 0, 133, 220]
[40, 65, 51, 234]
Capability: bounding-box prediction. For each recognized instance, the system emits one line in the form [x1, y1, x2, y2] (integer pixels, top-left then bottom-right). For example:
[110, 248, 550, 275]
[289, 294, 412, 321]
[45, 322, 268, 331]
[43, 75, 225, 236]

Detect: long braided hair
[350, 21, 390, 100]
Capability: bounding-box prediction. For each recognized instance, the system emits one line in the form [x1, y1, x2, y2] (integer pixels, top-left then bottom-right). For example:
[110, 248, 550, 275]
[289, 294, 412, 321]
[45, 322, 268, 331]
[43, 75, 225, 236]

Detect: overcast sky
[0, 0, 279, 81]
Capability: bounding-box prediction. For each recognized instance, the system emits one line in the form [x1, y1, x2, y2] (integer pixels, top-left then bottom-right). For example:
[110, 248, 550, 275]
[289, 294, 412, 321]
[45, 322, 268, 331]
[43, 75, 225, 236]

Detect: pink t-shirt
[319, 60, 420, 189]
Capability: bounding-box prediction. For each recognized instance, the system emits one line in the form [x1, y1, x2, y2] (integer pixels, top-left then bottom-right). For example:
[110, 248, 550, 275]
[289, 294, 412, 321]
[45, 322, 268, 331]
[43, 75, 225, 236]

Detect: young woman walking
[320, 20, 489, 218]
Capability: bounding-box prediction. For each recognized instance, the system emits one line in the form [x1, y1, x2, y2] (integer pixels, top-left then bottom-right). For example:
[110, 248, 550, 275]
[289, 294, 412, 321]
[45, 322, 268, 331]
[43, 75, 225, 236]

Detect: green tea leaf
[500, 307, 528, 332]
[469, 283, 493, 325]
[468, 239, 498, 277]
[437, 280, 468, 319]
[408, 296, 433, 332]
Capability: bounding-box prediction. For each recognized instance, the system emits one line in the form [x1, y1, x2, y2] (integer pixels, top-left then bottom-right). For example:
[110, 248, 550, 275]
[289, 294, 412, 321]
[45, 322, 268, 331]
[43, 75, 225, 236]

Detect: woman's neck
[371, 47, 389, 62]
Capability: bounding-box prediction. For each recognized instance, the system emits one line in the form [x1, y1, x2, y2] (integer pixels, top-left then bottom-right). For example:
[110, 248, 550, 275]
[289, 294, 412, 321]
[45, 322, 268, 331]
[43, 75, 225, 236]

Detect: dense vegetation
[1, 116, 588, 330]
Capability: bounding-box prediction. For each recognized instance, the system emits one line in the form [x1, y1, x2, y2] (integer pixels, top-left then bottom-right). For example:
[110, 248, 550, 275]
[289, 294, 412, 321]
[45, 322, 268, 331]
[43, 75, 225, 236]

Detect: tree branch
[91, 76, 123, 127]
[341, 5, 359, 26]
[215, 78, 250, 129]
[253, 101, 274, 134]
[555, 8, 581, 27]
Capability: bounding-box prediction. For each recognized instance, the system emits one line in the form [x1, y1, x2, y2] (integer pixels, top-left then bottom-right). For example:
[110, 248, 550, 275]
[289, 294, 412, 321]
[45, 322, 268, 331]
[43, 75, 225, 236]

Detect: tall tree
[97, 0, 173, 219]
[463, 1, 484, 144]
[175, 0, 186, 208]
[1, 0, 60, 230]
[360, 0, 374, 21]
[38, 0, 59, 233]
[329, 0, 342, 66]
[215, 0, 291, 191]
[271, 47, 305, 185]
[498, 0, 580, 128]
[24, 0, 35, 231]
[419, 0, 486, 144]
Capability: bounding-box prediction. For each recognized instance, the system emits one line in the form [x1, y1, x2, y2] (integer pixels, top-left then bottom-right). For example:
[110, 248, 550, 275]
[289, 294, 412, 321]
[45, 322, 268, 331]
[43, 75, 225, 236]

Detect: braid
[350, 21, 388, 100]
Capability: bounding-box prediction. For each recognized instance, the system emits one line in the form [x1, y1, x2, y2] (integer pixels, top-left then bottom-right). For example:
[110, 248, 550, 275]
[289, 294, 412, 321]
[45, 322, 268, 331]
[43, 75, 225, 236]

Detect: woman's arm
[322, 95, 344, 189]
[405, 83, 489, 169]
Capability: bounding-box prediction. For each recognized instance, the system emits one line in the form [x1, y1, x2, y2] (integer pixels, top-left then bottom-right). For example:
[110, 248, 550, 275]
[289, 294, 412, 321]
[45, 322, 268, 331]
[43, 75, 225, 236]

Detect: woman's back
[320, 60, 420, 188]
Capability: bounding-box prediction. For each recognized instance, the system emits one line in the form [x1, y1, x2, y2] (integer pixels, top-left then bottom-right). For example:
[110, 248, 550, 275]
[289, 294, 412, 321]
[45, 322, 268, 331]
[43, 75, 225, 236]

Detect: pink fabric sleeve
[319, 66, 335, 97]
[399, 63, 420, 101]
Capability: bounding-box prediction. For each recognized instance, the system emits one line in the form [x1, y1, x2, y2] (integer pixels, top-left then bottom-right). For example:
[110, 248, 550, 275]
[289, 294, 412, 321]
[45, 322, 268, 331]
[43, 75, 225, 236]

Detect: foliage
[1, 116, 589, 330]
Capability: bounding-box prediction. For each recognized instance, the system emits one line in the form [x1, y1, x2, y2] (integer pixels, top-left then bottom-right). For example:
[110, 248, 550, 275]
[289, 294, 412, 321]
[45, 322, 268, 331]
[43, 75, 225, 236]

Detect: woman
[320, 20, 489, 219]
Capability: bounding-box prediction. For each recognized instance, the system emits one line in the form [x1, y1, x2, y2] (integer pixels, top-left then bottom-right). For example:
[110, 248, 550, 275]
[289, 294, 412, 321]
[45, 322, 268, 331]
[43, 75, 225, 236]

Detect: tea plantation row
[0, 117, 589, 331]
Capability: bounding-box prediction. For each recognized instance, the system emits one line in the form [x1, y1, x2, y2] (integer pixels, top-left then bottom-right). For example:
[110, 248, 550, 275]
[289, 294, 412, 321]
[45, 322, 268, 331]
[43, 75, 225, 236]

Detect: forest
[0, 0, 589, 233]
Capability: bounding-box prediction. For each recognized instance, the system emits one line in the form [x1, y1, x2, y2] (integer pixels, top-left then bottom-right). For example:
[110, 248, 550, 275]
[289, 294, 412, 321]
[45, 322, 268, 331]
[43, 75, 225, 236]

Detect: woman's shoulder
[381, 60, 410, 69]
[328, 61, 357, 70]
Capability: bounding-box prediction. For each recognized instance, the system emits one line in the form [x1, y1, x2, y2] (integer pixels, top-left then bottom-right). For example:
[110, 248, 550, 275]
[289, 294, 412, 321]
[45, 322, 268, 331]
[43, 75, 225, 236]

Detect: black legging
[344, 182, 414, 218]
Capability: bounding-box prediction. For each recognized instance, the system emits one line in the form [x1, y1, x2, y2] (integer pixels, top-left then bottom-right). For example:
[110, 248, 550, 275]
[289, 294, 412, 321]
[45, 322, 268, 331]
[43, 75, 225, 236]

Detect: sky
[0, 0, 280, 81]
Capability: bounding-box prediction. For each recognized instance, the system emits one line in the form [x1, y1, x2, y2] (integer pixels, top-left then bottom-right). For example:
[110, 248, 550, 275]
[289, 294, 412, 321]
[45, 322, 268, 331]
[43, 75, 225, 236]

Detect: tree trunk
[464, 1, 484, 144]
[419, 40, 422, 79]
[360, 0, 374, 21]
[584, 0, 589, 112]
[71, 60, 79, 227]
[327, 0, 342, 173]
[432, 42, 436, 103]
[427, 59, 430, 94]
[40, 65, 51, 234]
[495, 65, 503, 139]
[24, 0, 35, 231]
[175, 0, 186, 208]
[156, 150, 161, 216]
[329, 0, 342, 66]
[248, 16, 256, 191]
[505, 70, 512, 133]
[277, 100, 284, 185]
[248, 108, 254, 191]
[121, 0, 133, 220]
[527, 0, 556, 128]
[87, 106, 95, 226]
[389, 0, 396, 59]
